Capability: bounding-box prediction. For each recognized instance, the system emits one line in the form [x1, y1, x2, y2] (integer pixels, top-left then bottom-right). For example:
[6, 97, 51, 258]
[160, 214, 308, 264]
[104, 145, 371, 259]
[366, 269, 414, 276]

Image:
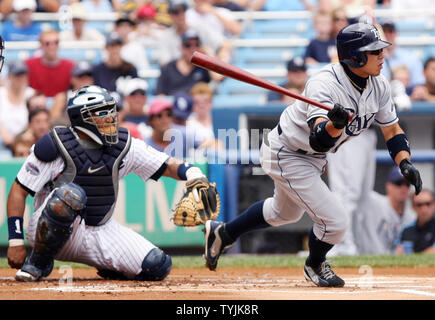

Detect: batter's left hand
[327, 103, 351, 129]
[399, 159, 422, 195]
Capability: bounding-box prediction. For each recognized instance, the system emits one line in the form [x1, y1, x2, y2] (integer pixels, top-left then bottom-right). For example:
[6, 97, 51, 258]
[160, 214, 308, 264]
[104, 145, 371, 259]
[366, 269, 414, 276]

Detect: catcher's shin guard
[16, 183, 86, 282]
[135, 248, 172, 281]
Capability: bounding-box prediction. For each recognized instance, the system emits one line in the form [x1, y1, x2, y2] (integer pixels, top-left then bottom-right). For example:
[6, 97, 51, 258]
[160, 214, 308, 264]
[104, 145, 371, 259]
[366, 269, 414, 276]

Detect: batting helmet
[0, 35, 5, 73]
[336, 23, 391, 68]
[67, 85, 119, 146]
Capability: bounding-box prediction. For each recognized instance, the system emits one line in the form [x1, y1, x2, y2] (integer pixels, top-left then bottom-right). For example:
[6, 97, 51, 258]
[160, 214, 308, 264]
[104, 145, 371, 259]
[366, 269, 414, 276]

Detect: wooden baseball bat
[191, 51, 352, 121]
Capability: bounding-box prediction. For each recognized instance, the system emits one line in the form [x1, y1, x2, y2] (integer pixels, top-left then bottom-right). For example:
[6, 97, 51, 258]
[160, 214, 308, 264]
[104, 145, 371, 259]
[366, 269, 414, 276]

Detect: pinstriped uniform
[18, 137, 169, 278]
[260, 63, 398, 245]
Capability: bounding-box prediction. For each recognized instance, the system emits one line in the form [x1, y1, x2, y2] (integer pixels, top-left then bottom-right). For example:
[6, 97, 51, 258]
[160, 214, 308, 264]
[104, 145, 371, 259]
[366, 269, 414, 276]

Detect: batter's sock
[305, 228, 334, 268]
[225, 200, 270, 240]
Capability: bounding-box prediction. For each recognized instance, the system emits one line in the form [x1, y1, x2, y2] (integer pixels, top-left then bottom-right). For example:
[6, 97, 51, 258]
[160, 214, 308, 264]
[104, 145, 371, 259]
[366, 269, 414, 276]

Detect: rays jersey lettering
[345, 112, 376, 136]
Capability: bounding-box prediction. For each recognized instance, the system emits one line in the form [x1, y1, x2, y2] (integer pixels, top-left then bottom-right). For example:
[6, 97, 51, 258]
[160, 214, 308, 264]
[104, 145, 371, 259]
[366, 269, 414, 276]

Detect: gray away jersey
[278, 62, 398, 154]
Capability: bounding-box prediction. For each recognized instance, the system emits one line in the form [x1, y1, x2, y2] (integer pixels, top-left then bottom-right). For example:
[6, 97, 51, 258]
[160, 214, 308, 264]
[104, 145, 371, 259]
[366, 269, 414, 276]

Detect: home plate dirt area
[0, 266, 434, 300]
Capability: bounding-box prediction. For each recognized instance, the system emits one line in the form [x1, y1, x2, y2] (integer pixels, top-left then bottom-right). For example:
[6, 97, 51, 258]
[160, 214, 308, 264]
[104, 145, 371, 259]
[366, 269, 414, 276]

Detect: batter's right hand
[7, 245, 27, 269]
[327, 103, 351, 129]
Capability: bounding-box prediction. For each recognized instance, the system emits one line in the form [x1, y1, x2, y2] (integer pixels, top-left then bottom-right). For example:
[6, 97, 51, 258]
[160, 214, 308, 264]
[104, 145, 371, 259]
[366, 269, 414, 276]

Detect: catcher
[7, 85, 219, 282]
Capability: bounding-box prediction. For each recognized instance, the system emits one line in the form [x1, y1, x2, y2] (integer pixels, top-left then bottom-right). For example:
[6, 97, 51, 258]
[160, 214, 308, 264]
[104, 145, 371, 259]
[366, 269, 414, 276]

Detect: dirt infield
[0, 266, 434, 300]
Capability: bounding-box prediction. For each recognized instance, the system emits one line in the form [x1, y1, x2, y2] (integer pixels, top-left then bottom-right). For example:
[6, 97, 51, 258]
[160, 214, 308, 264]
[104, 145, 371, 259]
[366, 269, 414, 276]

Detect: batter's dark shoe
[303, 261, 345, 287]
[203, 220, 234, 271]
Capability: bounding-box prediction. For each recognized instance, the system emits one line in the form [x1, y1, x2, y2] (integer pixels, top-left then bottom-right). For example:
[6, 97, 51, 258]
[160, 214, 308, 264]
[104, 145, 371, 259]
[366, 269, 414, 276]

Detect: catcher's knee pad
[135, 248, 172, 281]
[29, 183, 86, 273]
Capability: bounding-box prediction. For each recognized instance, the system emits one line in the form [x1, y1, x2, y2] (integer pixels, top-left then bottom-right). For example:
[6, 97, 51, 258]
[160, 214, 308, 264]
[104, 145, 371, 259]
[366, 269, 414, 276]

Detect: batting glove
[399, 159, 422, 195]
[327, 103, 351, 129]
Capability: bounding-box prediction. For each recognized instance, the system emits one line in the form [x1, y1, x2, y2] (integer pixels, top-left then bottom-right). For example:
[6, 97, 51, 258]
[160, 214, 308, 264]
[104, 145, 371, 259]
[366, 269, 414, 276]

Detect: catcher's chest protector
[51, 126, 131, 226]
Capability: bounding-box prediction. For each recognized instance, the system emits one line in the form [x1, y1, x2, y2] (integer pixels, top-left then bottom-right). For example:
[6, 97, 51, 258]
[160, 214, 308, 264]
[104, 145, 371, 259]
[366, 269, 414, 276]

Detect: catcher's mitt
[172, 177, 220, 226]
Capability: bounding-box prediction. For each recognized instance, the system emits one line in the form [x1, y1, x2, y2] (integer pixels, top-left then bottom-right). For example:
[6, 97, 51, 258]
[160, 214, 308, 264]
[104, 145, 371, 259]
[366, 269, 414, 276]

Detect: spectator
[80, 0, 121, 13]
[355, 166, 416, 255]
[0, 61, 35, 148]
[411, 57, 435, 102]
[20, 108, 51, 145]
[2, 0, 42, 42]
[133, 3, 166, 48]
[92, 32, 138, 93]
[304, 11, 336, 65]
[330, 7, 349, 40]
[50, 60, 95, 124]
[118, 77, 150, 139]
[59, 2, 105, 42]
[267, 57, 308, 104]
[317, 0, 376, 22]
[11, 132, 34, 158]
[172, 91, 194, 126]
[25, 30, 75, 100]
[157, 0, 230, 67]
[381, 20, 426, 92]
[186, 0, 241, 37]
[390, 65, 412, 111]
[26, 91, 48, 112]
[145, 98, 199, 159]
[231, 0, 266, 10]
[155, 29, 212, 96]
[212, 0, 245, 11]
[113, 14, 150, 72]
[187, 82, 223, 150]
[396, 189, 435, 254]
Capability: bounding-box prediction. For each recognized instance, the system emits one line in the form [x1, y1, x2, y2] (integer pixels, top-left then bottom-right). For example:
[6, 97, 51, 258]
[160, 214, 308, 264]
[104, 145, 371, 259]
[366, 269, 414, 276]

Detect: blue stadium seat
[213, 94, 267, 107]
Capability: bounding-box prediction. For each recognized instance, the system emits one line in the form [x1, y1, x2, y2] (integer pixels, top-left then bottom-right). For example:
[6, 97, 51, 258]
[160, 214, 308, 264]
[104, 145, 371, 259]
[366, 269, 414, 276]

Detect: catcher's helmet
[336, 23, 391, 68]
[67, 85, 119, 146]
[0, 35, 5, 73]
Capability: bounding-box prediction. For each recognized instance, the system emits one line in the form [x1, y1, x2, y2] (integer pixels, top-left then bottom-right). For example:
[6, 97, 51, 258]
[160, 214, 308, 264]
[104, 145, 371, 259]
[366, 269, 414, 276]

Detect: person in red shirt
[25, 30, 74, 98]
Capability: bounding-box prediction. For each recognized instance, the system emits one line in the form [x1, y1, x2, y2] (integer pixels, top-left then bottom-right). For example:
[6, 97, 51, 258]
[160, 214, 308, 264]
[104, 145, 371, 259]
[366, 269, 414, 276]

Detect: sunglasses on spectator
[367, 48, 383, 55]
[392, 180, 410, 187]
[414, 201, 434, 208]
[150, 111, 173, 119]
[43, 40, 59, 46]
[183, 41, 200, 48]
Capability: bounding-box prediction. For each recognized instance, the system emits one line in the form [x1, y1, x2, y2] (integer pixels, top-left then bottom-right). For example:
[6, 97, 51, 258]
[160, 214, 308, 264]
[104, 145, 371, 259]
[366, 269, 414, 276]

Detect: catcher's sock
[305, 228, 334, 269]
[225, 200, 270, 240]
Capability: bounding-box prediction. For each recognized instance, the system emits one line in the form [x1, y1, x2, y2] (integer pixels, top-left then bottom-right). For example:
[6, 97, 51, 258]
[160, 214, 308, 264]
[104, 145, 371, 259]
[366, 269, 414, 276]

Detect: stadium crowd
[0, 0, 434, 254]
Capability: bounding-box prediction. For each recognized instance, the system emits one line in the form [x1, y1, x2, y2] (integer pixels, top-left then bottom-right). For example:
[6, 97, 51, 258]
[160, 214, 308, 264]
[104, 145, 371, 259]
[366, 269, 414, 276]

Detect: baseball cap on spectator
[115, 15, 136, 27]
[72, 61, 93, 77]
[70, 2, 87, 20]
[388, 166, 408, 185]
[124, 78, 148, 96]
[148, 99, 173, 117]
[287, 56, 307, 72]
[182, 29, 201, 46]
[137, 4, 157, 19]
[168, 0, 188, 14]
[13, 0, 37, 11]
[8, 61, 28, 75]
[173, 92, 193, 120]
[106, 32, 124, 46]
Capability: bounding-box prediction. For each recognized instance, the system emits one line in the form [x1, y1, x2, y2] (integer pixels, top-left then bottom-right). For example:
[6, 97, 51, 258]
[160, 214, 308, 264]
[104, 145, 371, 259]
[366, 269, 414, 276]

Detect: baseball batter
[203, 23, 422, 287]
[6, 85, 209, 282]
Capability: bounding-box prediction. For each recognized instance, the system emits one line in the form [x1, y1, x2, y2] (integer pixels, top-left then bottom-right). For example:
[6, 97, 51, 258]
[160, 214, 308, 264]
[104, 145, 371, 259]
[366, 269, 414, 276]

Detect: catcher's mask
[336, 23, 391, 68]
[67, 85, 119, 146]
[0, 35, 5, 73]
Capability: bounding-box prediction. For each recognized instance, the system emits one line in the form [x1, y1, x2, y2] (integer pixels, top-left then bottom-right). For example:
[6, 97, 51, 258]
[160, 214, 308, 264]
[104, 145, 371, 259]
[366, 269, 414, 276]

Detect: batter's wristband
[386, 134, 410, 161]
[8, 217, 24, 240]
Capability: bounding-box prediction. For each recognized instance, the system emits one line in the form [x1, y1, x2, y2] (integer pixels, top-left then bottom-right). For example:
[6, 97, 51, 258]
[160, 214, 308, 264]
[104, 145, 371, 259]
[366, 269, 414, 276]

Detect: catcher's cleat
[303, 261, 345, 287]
[15, 258, 54, 282]
[203, 220, 234, 271]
